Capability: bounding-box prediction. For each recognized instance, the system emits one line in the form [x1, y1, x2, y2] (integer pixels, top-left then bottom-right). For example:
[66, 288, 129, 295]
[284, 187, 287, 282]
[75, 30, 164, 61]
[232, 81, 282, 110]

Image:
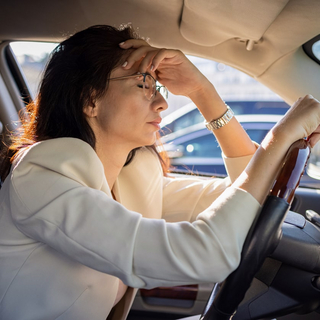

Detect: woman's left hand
[119, 39, 211, 98]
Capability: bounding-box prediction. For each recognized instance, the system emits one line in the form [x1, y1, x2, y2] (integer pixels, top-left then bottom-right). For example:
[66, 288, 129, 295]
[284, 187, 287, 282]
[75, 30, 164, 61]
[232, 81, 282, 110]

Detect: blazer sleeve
[162, 143, 258, 222]
[162, 175, 231, 222]
[9, 138, 260, 289]
[223, 141, 260, 182]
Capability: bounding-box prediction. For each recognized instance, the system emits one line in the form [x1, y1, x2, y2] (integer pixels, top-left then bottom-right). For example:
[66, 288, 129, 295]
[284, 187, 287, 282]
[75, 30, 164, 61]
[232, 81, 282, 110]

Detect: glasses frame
[109, 73, 168, 100]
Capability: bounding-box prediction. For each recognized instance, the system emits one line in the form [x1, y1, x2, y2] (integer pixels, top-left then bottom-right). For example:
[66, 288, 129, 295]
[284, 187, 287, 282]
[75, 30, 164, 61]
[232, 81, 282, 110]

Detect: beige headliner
[1, 0, 320, 104]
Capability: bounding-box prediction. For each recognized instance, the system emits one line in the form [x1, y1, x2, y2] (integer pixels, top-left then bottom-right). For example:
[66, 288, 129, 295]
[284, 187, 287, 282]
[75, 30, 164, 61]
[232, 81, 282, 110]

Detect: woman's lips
[148, 118, 162, 129]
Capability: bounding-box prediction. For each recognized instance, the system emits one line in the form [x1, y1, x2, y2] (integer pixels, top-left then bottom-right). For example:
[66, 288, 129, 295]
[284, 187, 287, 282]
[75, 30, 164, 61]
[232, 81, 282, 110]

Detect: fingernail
[122, 61, 128, 68]
[150, 65, 154, 71]
[119, 42, 125, 46]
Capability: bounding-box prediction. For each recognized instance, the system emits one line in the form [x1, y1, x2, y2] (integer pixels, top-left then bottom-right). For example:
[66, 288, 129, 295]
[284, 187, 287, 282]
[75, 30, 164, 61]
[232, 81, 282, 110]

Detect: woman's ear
[83, 99, 98, 118]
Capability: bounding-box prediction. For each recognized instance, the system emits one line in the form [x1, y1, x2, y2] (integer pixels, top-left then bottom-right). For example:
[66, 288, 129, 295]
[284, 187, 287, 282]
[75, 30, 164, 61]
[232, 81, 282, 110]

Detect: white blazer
[0, 138, 260, 320]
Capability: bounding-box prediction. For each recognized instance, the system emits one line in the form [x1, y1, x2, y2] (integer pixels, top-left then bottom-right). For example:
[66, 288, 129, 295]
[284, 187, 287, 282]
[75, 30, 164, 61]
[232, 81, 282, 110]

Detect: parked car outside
[161, 114, 320, 188]
[161, 114, 281, 175]
[160, 101, 289, 136]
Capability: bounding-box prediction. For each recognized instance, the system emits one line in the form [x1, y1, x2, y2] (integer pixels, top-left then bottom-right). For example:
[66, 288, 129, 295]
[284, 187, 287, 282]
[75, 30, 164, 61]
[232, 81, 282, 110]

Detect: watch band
[205, 105, 234, 131]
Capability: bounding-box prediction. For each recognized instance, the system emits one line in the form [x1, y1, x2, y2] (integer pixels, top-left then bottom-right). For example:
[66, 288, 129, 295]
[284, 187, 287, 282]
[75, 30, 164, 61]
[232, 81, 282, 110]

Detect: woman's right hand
[272, 95, 320, 148]
[234, 94, 320, 205]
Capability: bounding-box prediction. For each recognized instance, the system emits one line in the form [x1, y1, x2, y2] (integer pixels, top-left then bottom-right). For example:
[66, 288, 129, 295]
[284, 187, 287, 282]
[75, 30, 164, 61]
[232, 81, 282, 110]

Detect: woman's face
[88, 61, 168, 152]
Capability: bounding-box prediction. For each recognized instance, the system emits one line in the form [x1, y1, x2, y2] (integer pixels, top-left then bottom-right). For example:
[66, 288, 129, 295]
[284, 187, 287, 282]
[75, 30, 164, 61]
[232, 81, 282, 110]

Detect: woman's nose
[153, 93, 168, 112]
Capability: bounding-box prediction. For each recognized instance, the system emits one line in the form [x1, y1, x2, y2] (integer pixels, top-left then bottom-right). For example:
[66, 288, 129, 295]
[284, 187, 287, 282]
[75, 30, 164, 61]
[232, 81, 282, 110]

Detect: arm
[119, 40, 256, 159]
[187, 81, 257, 158]
[234, 95, 320, 204]
[161, 148, 258, 222]
[162, 175, 231, 222]
[118, 144, 255, 223]
[120, 41, 320, 204]
[223, 143, 259, 182]
[10, 138, 260, 289]
[160, 96, 320, 207]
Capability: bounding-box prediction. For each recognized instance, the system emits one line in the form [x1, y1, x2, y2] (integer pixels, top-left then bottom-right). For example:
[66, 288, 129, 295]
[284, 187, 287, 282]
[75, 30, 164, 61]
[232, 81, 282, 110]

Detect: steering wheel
[200, 139, 311, 320]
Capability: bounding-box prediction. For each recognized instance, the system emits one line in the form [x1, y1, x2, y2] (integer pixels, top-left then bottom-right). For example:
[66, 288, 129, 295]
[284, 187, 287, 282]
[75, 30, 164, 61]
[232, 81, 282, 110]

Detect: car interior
[1, 1, 320, 319]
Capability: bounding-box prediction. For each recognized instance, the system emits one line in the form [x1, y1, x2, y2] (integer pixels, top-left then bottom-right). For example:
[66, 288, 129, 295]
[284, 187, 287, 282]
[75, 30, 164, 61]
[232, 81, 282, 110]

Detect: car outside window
[165, 126, 271, 175]
[170, 109, 204, 132]
[179, 134, 222, 158]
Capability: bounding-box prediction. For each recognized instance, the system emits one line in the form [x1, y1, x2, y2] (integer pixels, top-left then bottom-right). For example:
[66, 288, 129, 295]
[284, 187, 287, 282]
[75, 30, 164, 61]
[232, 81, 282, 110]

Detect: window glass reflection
[312, 40, 320, 60]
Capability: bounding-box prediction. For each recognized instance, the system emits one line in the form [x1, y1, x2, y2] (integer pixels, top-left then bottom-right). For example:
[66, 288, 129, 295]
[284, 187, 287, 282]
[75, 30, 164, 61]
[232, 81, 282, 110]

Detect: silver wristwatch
[205, 105, 234, 131]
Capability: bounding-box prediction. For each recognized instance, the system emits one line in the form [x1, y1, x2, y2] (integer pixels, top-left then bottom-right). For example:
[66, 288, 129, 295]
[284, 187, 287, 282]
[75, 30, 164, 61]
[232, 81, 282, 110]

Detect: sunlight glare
[10, 42, 57, 61]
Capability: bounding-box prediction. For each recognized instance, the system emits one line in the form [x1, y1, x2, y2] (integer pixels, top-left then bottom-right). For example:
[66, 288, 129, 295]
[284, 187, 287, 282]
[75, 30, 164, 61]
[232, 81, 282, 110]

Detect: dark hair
[0, 25, 168, 182]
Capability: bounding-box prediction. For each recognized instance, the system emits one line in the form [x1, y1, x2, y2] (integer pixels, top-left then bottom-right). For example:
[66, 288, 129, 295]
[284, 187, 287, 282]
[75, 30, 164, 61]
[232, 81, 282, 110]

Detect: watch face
[205, 106, 234, 131]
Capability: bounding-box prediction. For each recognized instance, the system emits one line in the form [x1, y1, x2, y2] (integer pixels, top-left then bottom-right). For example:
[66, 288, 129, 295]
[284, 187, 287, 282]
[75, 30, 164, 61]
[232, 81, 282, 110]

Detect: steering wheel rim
[200, 139, 311, 320]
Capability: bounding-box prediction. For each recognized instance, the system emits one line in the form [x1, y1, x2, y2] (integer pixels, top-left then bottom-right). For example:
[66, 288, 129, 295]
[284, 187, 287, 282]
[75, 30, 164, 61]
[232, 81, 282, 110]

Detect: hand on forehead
[112, 54, 157, 79]
[119, 39, 159, 77]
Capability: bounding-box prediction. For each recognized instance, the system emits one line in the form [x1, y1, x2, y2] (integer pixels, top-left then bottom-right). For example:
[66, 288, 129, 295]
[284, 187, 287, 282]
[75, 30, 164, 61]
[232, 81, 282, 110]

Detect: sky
[10, 42, 57, 61]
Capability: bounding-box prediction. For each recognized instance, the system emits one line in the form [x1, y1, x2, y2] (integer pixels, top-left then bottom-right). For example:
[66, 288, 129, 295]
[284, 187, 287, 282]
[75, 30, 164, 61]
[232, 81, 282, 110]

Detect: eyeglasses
[109, 73, 168, 101]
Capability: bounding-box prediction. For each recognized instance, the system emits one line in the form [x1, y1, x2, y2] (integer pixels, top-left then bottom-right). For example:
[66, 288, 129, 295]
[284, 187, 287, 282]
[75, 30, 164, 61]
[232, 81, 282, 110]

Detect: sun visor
[179, 0, 289, 46]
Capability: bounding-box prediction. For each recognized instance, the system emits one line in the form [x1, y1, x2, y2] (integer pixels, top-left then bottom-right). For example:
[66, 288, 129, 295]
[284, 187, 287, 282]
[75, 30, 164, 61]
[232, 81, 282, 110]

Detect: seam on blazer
[55, 287, 89, 320]
[134, 273, 198, 284]
[0, 243, 42, 307]
[10, 176, 140, 283]
[15, 215, 138, 278]
[11, 178, 33, 217]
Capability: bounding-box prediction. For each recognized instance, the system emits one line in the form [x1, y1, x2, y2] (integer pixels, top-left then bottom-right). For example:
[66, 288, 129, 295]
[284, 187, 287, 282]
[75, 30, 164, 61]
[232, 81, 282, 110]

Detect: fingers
[309, 132, 320, 148]
[308, 124, 320, 147]
[120, 40, 155, 71]
[138, 49, 179, 72]
[275, 94, 320, 146]
[294, 94, 319, 108]
[119, 40, 182, 73]
[151, 49, 181, 71]
[138, 49, 159, 72]
[123, 46, 158, 70]
[119, 39, 150, 49]
[295, 95, 320, 140]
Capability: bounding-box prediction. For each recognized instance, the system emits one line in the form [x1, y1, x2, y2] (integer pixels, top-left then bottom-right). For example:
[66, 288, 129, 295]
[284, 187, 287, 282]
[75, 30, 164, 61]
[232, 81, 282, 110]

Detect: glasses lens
[143, 74, 156, 100]
[157, 84, 168, 100]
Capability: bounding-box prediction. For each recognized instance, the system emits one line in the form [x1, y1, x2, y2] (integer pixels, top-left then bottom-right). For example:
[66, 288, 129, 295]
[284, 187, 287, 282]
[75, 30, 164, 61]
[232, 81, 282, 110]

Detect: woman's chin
[129, 132, 158, 149]
[143, 134, 157, 146]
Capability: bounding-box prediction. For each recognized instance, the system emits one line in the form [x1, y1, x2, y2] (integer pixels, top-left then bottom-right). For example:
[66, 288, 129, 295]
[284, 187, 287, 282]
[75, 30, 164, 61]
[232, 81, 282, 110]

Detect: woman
[0, 25, 319, 320]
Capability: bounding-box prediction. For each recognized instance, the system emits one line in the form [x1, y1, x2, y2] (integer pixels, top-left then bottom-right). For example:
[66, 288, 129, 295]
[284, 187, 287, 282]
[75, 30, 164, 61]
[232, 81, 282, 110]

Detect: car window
[177, 128, 269, 159]
[10, 42, 57, 98]
[303, 34, 320, 65]
[246, 129, 269, 143]
[179, 134, 221, 158]
[312, 40, 320, 60]
[173, 109, 204, 132]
